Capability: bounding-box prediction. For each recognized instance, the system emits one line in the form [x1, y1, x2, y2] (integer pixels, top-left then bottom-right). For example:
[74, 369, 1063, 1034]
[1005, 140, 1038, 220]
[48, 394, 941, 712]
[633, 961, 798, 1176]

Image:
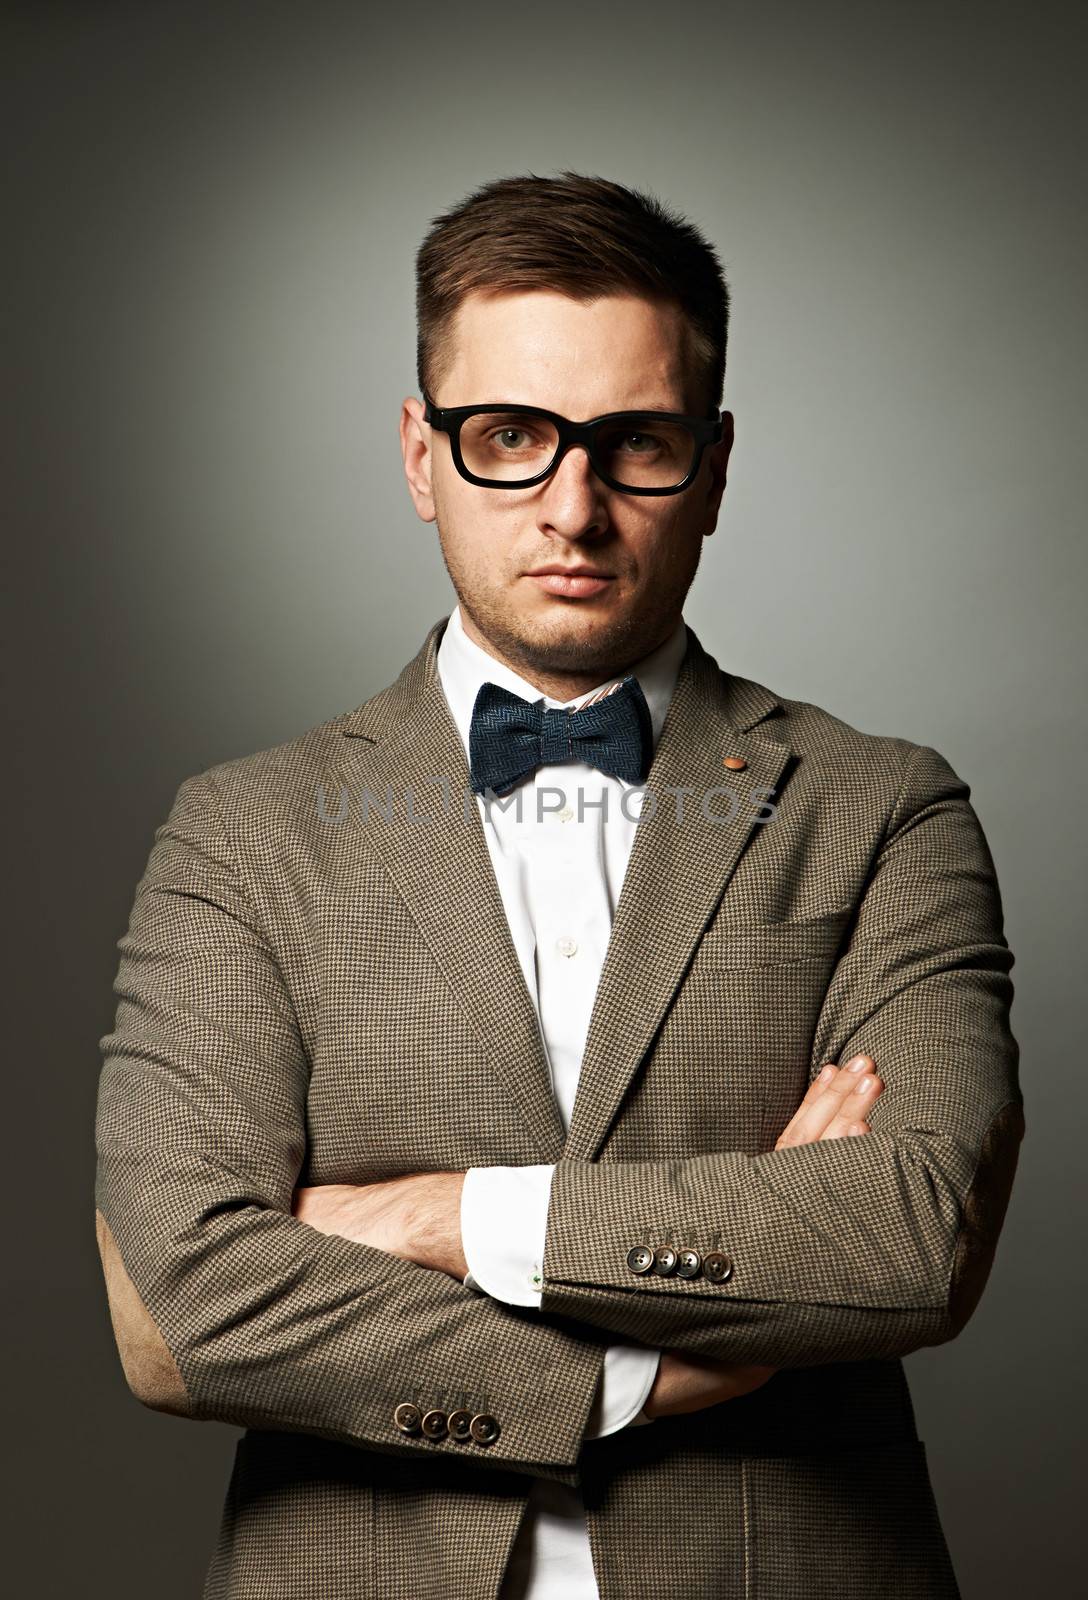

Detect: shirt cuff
[460, 1163, 555, 1307]
[583, 1344, 661, 1439]
[460, 1166, 660, 1437]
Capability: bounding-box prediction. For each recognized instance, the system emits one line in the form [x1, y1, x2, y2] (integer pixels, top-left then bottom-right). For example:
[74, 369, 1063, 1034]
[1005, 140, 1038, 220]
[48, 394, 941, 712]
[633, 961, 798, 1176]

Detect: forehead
[441, 289, 694, 413]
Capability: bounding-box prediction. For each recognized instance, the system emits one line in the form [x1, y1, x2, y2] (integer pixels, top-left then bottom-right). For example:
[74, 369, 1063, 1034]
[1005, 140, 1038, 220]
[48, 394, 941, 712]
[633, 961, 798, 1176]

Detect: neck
[457, 605, 678, 701]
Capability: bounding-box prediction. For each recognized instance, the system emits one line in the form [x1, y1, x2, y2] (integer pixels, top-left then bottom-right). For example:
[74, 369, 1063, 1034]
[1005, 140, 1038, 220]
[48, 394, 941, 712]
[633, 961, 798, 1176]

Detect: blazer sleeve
[459, 1164, 661, 1434]
[93, 772, 609, 1486]
[538, 742, 1026, 1368]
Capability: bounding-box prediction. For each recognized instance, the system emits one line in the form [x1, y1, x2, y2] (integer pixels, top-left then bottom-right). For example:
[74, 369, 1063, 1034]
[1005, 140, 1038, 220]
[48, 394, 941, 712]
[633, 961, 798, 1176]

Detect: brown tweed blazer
[94, 613, 1024, 1599]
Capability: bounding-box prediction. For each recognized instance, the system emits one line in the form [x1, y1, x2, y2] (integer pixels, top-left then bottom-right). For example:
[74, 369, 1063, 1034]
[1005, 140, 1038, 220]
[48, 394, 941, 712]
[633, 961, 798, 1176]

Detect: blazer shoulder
[736, 674, 970, 815]
[188, 709, 354, 806]
[181, 624, 441, 810]
[762, 679, 939, 767]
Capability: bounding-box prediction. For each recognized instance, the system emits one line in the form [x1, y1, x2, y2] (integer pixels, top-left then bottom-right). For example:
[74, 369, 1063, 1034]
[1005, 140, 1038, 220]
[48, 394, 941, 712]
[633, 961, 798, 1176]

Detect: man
[94, 172, 1024, 1599]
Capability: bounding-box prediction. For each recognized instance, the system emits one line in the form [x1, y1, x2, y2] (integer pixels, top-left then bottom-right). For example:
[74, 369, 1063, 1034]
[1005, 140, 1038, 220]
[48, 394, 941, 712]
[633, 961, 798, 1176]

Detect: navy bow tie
[468, 675, 653, 797]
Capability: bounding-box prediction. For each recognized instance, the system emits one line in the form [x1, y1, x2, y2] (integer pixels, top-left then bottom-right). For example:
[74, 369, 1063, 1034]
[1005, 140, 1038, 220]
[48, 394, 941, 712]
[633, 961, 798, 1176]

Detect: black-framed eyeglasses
[421, 390, 724, 496]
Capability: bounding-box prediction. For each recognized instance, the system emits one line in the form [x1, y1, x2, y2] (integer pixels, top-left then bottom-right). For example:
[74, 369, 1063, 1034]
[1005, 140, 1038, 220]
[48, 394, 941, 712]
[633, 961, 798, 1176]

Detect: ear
[701, 411, 734, 538]
[400, 397, 437, 523]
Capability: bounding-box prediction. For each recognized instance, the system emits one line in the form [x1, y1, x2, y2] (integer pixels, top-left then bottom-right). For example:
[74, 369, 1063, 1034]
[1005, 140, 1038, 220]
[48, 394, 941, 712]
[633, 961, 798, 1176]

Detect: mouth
[524, 566, 616, 599]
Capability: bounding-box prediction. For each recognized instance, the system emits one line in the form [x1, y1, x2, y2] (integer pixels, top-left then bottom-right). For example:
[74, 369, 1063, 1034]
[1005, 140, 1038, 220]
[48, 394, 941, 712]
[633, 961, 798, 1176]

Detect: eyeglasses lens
[458, 412, 697, 489]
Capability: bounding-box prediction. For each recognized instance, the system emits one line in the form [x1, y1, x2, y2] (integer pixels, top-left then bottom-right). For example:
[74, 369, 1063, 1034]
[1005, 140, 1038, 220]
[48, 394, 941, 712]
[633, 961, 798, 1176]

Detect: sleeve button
[421, 1408, 449, 1440]
[675, 1248, 702, 1278]
[393, 1402, 422, 1435]
[703, 1251, 734, 1283]
[653, 1246, 678, 1275]
[447, 1408, 473, 1442]
[469, 1412, 501, 1445]
[626, 1244, 655, 1274]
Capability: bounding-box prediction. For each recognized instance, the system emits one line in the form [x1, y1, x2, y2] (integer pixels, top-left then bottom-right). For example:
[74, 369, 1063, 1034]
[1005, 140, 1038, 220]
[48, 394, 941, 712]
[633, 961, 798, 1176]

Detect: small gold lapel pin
[722, 755, 747, 770]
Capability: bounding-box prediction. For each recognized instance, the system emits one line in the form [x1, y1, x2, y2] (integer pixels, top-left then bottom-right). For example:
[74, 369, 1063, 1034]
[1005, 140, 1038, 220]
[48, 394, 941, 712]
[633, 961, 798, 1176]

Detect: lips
[526, 571, 615, 598]
[527, 566, 613, 577]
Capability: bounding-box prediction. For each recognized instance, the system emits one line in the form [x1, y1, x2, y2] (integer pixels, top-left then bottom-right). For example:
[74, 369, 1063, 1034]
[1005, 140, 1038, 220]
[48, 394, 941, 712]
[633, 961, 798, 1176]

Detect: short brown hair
[415, 170, 729, 416]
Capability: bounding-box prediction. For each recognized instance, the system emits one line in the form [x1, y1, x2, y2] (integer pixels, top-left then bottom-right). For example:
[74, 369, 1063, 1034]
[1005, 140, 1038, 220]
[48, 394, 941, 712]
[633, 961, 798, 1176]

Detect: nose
[537, 441, 609, 539]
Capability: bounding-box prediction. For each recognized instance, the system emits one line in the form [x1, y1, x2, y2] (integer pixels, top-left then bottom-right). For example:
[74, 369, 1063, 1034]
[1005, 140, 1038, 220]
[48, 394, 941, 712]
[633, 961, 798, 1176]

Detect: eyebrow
[486, 400, 688, 414]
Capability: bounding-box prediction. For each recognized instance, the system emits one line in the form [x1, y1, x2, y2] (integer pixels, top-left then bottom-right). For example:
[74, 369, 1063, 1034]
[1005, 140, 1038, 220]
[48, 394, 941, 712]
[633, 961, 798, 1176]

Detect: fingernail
[847, 1056, 870, 1073]
[855, 1075, 874, 1093]
[818, 1066, 834, 1084]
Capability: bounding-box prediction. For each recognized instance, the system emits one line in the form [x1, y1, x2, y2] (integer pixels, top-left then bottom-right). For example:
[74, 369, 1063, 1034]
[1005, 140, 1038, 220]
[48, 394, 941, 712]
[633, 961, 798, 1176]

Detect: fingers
[647, 1354, 779, 1418]
[820, 1057, 882, 1140]
[774, 1055, 883, 1149]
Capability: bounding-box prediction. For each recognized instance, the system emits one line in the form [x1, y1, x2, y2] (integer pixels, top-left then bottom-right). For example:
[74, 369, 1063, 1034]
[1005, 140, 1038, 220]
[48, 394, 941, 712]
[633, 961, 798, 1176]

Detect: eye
[619, 432, 660, 453]
[490, 427, 534, 450]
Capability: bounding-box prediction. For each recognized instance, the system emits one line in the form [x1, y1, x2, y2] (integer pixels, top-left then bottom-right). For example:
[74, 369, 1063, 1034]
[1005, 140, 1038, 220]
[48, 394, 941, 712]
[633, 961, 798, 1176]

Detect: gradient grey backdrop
[5, 1, 1084, 1593]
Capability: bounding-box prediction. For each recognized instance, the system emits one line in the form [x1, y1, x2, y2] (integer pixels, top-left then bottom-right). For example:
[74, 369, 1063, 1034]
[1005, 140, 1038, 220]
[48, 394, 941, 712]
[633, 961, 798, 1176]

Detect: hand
[292, 1171, 469, 1280]
[643, 1054, 885, 1420]
[773, 1054, 884, 1150]
[642, 1351, 776, 1418]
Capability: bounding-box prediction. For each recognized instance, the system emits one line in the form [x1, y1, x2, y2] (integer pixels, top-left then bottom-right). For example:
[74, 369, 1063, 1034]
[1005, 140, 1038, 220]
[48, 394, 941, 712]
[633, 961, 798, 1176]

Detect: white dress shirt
[436, 601, 688, 1598]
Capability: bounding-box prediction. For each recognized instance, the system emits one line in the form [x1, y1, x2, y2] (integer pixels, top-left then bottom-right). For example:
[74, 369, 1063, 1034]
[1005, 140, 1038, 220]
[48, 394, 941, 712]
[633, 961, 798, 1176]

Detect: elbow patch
[947, 1100, 1025, 1337]
[95, 1209, 192, 1417]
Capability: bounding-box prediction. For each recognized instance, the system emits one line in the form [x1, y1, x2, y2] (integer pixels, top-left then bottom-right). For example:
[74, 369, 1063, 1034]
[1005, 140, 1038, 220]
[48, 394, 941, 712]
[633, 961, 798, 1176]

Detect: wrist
[412, 1170, 468, 1279]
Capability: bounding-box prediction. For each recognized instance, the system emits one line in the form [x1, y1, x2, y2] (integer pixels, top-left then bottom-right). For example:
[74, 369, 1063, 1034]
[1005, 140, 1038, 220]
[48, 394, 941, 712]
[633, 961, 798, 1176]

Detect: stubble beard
[432, 497, 701, 681]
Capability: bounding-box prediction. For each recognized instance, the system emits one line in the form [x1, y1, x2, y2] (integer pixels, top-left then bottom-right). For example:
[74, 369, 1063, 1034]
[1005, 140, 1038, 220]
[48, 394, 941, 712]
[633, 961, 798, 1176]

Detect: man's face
[400, 288, 733, 690]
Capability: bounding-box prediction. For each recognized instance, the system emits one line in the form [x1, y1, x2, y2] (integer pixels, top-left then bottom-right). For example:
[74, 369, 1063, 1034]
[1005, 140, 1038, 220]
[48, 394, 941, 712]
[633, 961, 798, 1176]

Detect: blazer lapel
[332, 618, 568, 1161]
[561, 627, 796, 1162]
[332, 614, 795, 1168]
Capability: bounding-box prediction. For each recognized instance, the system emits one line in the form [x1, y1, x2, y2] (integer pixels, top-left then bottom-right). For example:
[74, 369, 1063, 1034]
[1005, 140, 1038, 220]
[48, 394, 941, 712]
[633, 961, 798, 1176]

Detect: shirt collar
[436, 600, 689, 761]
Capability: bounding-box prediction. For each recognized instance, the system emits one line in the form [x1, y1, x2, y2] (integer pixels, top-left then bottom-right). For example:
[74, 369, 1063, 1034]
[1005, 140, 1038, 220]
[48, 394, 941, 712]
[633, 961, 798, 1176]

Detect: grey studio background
[5, 1, 1084, 1594]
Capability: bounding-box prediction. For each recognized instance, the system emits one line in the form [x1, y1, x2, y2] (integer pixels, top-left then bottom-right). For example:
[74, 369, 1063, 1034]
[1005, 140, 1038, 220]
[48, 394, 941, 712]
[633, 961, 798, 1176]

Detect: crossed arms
[289, 1057, 891, 1422]
[94, 742, 1024, 1484]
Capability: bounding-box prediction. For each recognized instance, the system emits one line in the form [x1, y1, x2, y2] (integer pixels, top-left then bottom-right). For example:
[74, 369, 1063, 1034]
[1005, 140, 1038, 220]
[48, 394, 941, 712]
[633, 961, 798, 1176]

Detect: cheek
[633, 522, 701, 591]
[435, 502, 508, 582]
[440, 469, 525, 537]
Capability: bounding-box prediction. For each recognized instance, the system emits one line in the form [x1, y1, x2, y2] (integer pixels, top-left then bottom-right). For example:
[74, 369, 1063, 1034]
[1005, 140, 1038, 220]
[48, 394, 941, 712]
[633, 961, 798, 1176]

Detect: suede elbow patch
[95, 1209, 192, 1417]
[947, 1100, 1025, 1336]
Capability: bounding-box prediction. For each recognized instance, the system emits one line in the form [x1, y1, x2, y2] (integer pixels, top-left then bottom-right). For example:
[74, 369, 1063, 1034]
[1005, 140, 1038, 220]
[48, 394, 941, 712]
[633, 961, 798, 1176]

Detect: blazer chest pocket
[694, 908, 853, 969]
[614, 909, 857, 1160]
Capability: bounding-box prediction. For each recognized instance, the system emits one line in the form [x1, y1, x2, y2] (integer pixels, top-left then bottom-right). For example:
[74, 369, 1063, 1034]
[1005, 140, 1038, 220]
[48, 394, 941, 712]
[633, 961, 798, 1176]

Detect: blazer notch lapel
[562, 629, 796, 1162]
[329, 618, 566, 1161]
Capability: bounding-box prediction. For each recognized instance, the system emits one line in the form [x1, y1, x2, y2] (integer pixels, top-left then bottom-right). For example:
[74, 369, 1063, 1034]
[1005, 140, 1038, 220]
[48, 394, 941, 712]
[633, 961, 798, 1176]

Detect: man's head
[400, 172, 733, 696]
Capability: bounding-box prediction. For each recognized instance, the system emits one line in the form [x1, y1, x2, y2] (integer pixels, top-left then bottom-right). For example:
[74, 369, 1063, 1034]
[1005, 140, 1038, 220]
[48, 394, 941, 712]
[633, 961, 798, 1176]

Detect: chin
[508, 602, 643, 668]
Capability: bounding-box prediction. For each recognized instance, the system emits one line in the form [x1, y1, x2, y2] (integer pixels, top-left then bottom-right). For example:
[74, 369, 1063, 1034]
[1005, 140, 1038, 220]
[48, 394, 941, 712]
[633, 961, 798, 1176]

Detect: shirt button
[557, 805, 574, 822]
[555, 934, 578, 957]
[528, 1262, 543, 1291]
